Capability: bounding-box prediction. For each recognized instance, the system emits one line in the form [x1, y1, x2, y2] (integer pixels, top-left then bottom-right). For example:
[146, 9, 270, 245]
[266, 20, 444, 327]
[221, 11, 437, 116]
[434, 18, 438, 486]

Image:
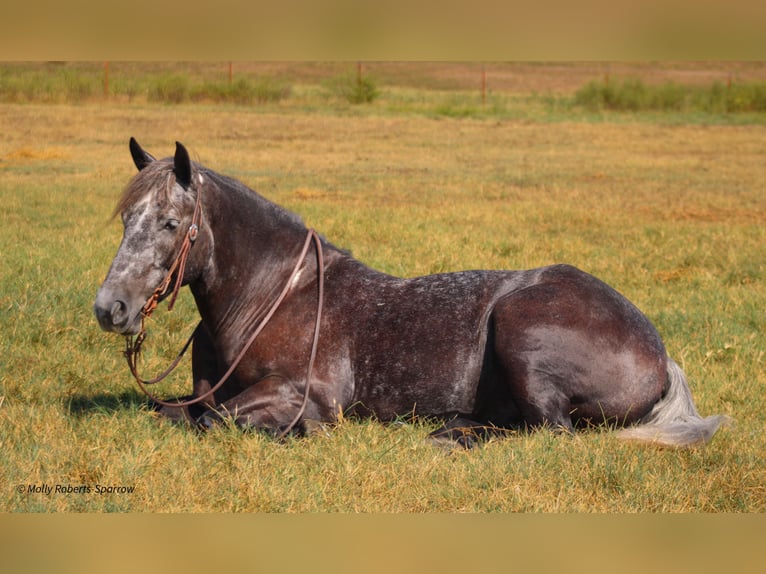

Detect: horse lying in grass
[94, 139, 729, 448]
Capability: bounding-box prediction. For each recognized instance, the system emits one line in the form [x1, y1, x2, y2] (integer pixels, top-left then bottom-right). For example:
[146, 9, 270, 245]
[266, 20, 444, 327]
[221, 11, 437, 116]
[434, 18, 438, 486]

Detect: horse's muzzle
[93, 292, 141, 335]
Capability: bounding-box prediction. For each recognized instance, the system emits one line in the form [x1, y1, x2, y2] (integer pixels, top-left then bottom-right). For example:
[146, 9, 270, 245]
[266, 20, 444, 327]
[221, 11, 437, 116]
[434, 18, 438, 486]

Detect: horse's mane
[112, 159, 177, 219]
[112, 158, 305, 230]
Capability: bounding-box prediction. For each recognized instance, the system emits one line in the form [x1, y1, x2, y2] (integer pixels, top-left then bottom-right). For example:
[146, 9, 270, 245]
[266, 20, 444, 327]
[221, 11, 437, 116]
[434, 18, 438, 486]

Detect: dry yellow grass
[1, 76, 764, 512]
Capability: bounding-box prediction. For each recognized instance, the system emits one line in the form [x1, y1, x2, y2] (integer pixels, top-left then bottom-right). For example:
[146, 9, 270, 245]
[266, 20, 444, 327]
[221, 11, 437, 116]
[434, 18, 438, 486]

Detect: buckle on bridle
[188, 223, 199, 242]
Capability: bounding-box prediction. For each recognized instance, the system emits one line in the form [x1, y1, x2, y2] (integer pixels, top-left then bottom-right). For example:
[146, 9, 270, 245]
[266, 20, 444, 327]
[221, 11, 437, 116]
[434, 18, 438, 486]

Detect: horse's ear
[129, 137, 155, 171]
[174, 141, 193, 189]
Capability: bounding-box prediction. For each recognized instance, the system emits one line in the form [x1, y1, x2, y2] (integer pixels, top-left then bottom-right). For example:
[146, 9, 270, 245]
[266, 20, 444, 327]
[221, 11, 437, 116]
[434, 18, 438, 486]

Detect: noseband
[124, 182, 324, 438]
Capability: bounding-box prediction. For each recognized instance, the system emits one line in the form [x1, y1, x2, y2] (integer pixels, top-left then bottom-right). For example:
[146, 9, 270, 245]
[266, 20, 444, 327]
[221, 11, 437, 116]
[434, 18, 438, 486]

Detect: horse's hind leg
[428, 415, 504, 450]
[488, 290, 583, 434]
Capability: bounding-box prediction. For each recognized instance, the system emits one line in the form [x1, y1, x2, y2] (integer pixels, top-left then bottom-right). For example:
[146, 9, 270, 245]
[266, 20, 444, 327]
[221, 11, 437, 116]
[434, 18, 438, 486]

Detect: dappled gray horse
[94, 139, 729, 448]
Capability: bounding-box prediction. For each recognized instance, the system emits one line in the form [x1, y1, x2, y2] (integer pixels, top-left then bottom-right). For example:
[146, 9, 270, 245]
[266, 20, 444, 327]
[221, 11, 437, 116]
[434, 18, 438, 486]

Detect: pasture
[1, 63, 764, 512]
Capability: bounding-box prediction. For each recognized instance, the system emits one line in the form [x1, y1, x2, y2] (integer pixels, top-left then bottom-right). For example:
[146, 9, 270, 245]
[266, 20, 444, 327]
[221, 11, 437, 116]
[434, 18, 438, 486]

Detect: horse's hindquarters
[487, 265, 668, 430]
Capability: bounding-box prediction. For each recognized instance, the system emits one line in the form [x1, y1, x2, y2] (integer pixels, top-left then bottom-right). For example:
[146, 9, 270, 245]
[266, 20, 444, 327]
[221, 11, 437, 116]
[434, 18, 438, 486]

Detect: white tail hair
[616, 358, 731, 447]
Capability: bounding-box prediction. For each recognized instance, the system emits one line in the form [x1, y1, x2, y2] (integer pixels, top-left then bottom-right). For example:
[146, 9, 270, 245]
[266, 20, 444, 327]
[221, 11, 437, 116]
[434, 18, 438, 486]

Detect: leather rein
[124, 184, 324, 438]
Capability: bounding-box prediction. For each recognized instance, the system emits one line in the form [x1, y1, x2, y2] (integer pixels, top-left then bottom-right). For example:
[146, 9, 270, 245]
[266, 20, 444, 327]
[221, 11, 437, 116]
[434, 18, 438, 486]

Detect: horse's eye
[164, 219, 180, 231]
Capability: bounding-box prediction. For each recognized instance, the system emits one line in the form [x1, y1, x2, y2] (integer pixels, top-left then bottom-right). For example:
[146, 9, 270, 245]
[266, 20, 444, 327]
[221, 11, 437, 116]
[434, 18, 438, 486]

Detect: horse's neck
[191, 180, 309, 341]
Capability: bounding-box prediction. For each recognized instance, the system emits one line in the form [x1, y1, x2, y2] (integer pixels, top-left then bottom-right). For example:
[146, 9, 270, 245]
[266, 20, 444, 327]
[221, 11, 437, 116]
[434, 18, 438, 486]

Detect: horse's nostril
[110, 300, 128, 325]
[94, 294, 135, 333]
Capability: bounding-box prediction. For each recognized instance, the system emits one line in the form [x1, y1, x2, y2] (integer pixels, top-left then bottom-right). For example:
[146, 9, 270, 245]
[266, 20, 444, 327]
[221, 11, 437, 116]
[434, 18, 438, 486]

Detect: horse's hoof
[427, 433, 480, 452]
[154, 403, 195, 424]
[196, 412, 219, 430]
[301, 418, 332, 437]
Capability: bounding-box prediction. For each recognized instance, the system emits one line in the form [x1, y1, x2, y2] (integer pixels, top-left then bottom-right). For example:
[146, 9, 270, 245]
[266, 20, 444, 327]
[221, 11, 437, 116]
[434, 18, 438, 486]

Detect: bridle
[124, 180, 324, 438]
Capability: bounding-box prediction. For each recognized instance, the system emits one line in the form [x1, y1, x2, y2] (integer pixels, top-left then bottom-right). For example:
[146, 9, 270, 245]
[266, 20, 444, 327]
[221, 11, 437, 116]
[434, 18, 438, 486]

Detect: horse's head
[94, 138, 208, 335]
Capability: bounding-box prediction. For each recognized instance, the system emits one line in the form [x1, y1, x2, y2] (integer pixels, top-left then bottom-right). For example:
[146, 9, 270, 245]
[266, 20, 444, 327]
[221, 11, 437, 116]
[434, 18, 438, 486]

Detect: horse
[93, 139, 729, 448]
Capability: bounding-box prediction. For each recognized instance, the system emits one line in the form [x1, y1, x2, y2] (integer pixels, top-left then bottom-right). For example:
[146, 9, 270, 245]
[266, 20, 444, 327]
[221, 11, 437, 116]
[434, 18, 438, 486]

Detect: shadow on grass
[66, 389, 152, 417]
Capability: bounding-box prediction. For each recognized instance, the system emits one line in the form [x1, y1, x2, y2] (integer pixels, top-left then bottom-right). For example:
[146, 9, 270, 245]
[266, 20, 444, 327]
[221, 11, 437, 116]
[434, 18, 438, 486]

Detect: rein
[124, 188, 324, 438]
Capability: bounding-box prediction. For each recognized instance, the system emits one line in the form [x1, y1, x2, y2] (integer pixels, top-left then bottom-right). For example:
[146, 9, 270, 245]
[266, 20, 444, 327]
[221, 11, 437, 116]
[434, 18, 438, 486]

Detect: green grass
[1, 65, 765, 511]
[0, 62, 291, 105]
[573, 77, 766, 113]
[323, 69, 380, 104]
[147, 75, 291, 105]
[3, 62, 766, 125]
[0, 63, 100, 103]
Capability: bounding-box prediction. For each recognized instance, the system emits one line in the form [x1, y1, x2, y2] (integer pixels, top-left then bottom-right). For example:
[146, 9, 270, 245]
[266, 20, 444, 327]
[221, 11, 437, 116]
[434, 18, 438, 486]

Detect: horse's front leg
[196, 375, 307, 435]
[154, 323, 219, 424]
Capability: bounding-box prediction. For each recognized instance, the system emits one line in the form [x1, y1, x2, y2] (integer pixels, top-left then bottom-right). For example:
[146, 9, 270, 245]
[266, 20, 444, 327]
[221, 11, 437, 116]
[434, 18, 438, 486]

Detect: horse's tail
[616, 357, 731, 447]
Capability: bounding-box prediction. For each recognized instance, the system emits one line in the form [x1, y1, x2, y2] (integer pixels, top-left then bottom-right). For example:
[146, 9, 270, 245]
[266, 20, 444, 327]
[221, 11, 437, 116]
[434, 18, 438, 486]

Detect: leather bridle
[124, 183, 324, 438]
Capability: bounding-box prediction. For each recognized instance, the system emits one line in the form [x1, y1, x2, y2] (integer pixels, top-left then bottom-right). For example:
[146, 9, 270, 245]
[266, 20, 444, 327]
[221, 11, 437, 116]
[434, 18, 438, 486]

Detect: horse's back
[337, 262, 532, 419]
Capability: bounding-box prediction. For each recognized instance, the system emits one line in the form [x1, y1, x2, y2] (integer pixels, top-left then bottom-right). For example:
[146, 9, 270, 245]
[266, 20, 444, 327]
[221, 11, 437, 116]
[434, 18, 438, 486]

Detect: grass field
[1, 63, 764, 512]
